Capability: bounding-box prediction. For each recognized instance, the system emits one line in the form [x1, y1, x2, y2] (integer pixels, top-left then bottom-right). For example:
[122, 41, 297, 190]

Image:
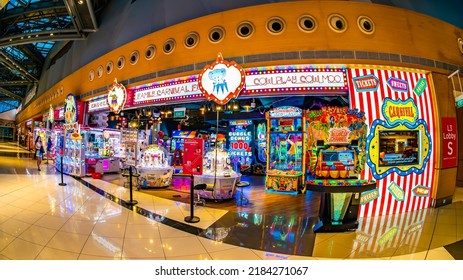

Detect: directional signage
[352, 74, 380, 92]
[386, 77, 408, 92]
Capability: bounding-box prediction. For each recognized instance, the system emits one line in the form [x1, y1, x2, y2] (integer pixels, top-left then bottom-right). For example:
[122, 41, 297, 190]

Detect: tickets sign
[388, 181, 405, 201]
[352, 74, 380, 92]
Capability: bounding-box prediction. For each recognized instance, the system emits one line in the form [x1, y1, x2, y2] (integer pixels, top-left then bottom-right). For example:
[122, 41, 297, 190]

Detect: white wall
[0, 109, 16, 121]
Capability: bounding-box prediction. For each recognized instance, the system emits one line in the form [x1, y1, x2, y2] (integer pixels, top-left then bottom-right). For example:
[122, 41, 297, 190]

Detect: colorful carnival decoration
[366, 98, 432, 180]
[306, 106, 368, 180]
[198, 52, 245, 105]
[349, 67, 436, 218]
[106, 78, 127, 114]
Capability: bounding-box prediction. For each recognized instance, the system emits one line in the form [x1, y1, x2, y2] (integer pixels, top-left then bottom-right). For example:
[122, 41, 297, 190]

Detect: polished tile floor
[0, 141, 462, 260]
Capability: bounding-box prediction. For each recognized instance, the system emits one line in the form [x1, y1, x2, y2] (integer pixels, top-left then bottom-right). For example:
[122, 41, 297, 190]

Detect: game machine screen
[378, 130, 419, 166]
[171, 130, 196, 174]
[227, 120, 254, 175]
[266, 106, 305, 194]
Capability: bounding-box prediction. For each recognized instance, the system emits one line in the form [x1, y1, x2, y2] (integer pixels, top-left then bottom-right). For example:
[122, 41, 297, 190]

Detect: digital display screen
[322, 150, 354, 163]
[379, 130, 419, 166]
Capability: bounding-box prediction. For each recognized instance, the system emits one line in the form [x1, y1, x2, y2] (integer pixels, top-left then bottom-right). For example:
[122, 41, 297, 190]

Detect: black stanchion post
[184, 174, 200, 223]
[125, 166, 138, 205]
[59, 156, 67, 186]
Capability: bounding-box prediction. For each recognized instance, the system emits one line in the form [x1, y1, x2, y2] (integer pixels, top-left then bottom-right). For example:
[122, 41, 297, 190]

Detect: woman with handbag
[35, 136, 44, 171]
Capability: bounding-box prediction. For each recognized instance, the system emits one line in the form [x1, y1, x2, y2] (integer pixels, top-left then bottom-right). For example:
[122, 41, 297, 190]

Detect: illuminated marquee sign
[244, 66, 347, 93]
[134, 76, 202, 105]
[88, 95, 109, 112]
[198, 52, 245, 105]
[269, 106, 302, 118]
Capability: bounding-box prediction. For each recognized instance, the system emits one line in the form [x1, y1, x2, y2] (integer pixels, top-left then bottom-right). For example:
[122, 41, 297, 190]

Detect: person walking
[46, 137, 53, 164]
[35, 136, 44, 171]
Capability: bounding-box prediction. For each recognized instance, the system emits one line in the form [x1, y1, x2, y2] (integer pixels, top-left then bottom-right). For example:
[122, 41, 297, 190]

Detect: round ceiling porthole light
[117, 56, 125, 69]
[106, 61, 114, 74]
[145, 45, 156, 60]
[357, 15, 375, 34]
[129, 50, 139, 65]
[458, 38, 463, 55]
[266, 17, 286, 34]
[184, 32, 199, 48]
[97, 65, 103, 78]
[328, 14, 348, 33]
[163, 38, 176, 54]
[208, 26, 225, 43]
[89, 70, 95, 81]
[298, 15, 318, 33]
[236, 21, 255, 38]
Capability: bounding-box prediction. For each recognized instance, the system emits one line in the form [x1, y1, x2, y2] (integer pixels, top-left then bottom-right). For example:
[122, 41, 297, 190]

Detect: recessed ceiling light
[78, 0, 84, 4]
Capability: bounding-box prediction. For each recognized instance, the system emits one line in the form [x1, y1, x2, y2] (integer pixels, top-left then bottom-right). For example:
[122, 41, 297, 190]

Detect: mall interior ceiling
[0, 0, 461, 114]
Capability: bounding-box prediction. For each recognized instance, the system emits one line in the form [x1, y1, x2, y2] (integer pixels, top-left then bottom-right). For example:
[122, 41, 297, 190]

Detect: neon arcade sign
[133, 76, 203, 105]
[88, 95, 108, 112]
[131, 65, 348, 105]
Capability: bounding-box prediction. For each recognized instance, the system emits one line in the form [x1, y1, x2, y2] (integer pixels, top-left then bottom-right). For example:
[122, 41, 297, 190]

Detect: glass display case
[83, 128, 121, 175]
[137, 144, 173, 188]
[194, 147, 241, 200]
[266, 106, 305, 194]
[60, 132, 85, 177]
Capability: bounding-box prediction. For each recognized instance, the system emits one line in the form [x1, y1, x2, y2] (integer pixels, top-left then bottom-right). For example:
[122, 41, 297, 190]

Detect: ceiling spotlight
[77, 0, 84, 4]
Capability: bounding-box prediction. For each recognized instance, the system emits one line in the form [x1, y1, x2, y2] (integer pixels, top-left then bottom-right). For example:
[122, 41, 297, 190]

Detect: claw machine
[265, 106, 305, 194]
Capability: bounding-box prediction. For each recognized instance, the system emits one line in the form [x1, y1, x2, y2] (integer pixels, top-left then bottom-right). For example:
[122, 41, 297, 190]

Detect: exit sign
[174, 107, 186, 118]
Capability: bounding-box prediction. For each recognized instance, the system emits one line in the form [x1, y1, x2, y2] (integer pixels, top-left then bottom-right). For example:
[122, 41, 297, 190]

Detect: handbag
[40, 146, 45, 154]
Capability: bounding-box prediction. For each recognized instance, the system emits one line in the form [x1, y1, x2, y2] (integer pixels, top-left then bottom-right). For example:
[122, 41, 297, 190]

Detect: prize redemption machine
[305, 107, 376, 232]
[137, 144, 173, 188]
[194, 147, 241, 200]
[170, 130, 196, 174]
[266, 106, 305, 194]
[83, 129, 121, 177]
